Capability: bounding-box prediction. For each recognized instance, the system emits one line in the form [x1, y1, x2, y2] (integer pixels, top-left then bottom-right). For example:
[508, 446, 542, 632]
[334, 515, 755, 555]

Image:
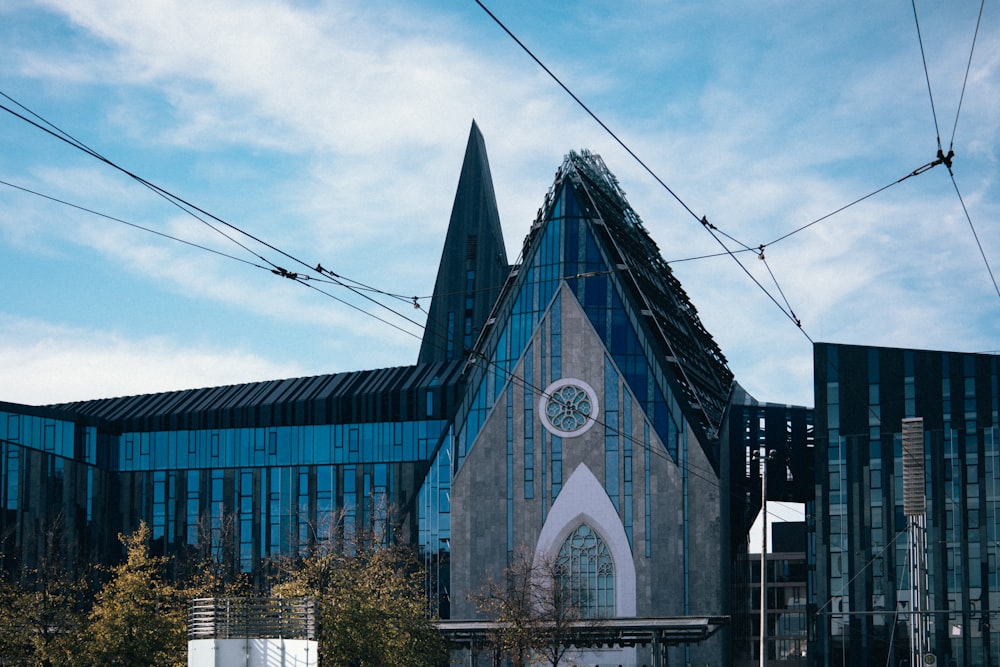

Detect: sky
[0, 2, 996, 411]
[2, 0, 996, 549]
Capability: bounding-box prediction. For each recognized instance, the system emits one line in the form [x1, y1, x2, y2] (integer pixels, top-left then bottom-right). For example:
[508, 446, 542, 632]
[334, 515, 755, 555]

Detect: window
[6, 414, 19, 441]
[557, 523, 614, 618]
[539, 378, 599, 437]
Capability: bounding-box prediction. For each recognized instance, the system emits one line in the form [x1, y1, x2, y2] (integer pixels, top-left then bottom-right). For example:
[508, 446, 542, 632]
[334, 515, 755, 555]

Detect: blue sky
[1, 0, 997, 414]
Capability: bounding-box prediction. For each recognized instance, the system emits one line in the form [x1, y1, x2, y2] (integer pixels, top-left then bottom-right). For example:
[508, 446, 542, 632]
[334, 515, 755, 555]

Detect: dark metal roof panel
[50, 361, 466, 430]
[564, 151, 734, 440]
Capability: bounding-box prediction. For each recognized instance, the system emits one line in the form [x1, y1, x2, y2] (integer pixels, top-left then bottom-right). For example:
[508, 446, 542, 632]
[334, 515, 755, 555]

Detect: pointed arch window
[557, 523, 614, 618]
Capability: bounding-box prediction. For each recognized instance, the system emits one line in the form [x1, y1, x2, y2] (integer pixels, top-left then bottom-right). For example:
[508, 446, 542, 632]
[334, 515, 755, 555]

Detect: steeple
[418, 121, 509, 364]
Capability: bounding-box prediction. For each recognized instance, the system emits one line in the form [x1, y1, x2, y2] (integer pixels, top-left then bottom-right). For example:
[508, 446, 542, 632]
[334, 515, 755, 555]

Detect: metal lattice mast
[902, 417, 929, 665]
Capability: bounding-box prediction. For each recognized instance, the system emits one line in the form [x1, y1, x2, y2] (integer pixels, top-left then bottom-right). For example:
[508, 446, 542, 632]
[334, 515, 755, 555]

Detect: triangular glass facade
[454, 150, 733, 473]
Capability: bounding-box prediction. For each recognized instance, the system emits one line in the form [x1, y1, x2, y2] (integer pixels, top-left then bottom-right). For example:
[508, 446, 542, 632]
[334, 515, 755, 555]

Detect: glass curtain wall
[811, 344, 999, 667]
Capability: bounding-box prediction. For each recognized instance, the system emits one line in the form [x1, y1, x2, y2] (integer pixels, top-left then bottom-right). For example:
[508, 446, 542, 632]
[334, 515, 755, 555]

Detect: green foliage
[81, 522, 187, 667]
[12, 567, 92, 667]
[0, 575, 35, 666]
[275, 538, 446, 667]
[0, 516, 94, 667]
[177, 512, 251, 601]
[0, 513, 447, 667]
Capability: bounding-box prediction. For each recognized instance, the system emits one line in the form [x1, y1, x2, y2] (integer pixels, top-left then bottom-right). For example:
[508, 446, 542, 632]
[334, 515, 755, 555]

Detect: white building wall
[188, 639, 318, 667]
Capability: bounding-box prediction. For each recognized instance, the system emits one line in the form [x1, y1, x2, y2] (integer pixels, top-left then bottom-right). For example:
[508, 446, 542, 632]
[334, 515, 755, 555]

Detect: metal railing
[188, 597, 317, 640]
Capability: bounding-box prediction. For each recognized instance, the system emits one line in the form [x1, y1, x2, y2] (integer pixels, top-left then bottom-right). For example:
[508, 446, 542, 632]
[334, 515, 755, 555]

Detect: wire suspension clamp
[271, 266, 299, 280]
[937, 148, 955, 169]
[906, 149, 956, 180]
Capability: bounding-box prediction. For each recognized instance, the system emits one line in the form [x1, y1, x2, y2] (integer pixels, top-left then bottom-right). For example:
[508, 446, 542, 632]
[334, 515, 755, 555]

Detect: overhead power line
[0, 175, 430, 340]
[908, 1, 997, 303]
[910, 0, 944, 152]
[472, 0, 701, 224]
[474, 0, 813, 340]
[477, 0, 997, 331]
[949, 0, 986, 151]
[762, 157, 950, 249]
[0, 178, 270, 272]
[0, 92, 277, 271]
[0, 90, 431, 337]
[947, 170, 1000, 299]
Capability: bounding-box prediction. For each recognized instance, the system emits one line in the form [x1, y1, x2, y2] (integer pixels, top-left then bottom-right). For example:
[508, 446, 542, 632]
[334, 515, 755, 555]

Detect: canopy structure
[437, 616, 728, 666]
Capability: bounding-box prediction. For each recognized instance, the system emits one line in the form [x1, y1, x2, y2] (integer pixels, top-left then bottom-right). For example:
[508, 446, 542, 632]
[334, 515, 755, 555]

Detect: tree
[0, 575, 90, 667]
[0, 515, 93, 667]
[178, 510, 250, 600]
[471, 546, 537, 667]
[273, 514, 447, 667]
[12, 559, 93, 667]
[533, 553, 588, 667]
[81, 522, 187, 667]
[0, 575, 34, 666]
[471, 545, 595, 667]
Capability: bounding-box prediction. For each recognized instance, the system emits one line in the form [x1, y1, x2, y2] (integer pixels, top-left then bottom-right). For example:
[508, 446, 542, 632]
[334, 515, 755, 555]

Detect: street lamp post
[754, 447, 776, 667]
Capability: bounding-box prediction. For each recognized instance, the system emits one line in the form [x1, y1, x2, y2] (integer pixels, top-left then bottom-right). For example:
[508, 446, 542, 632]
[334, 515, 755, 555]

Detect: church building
[0, 122, 828, 665]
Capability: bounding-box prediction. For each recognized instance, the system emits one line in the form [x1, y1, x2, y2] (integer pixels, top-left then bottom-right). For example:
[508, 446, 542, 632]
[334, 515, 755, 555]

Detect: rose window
[538, 378, 599, 437]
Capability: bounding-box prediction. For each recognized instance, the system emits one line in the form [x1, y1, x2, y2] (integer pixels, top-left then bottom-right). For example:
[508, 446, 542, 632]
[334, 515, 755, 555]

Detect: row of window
[0, 420, 455, 582]
[118, 420, 448, 470]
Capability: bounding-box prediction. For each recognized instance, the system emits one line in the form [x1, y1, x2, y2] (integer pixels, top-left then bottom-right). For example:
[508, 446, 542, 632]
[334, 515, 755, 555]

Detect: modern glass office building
[810, 343, 1000, 666]
[1, 363, 462, 599]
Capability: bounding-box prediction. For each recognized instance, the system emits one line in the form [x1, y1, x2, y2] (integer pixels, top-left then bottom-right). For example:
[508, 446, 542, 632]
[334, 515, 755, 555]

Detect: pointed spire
[418, 121, 509, 364]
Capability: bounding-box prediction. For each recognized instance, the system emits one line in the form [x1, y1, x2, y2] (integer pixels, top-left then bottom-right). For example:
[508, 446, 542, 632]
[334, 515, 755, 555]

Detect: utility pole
[902, 418, 930, 667]
[754, 447, 776, 667]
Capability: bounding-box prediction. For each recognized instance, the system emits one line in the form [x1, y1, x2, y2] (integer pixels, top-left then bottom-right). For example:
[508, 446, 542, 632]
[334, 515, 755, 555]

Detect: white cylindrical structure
[188, 638, 318, 667]
[187, 598, 318, 667]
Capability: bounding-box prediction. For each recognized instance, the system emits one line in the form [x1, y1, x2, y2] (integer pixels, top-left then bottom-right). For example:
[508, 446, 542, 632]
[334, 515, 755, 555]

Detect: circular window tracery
[538, 378, 599, 437]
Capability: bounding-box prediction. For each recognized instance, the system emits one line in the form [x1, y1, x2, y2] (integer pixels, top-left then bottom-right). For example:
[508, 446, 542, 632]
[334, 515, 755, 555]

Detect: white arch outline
[534, 463, 636, 616]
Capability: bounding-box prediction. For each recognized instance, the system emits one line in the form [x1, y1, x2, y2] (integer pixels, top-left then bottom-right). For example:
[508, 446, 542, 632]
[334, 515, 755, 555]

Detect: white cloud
[0, 0, 996, 410]
[0, 315, 308, 404]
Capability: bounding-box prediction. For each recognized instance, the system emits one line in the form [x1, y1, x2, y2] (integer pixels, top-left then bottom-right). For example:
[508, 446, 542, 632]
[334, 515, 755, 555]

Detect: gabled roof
[563, 151, 733, 441]
[453, 148, 735, 468]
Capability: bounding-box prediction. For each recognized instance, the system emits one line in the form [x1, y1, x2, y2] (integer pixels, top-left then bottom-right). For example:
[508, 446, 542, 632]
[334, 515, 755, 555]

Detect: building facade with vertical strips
[811, 343, 1000, 667]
